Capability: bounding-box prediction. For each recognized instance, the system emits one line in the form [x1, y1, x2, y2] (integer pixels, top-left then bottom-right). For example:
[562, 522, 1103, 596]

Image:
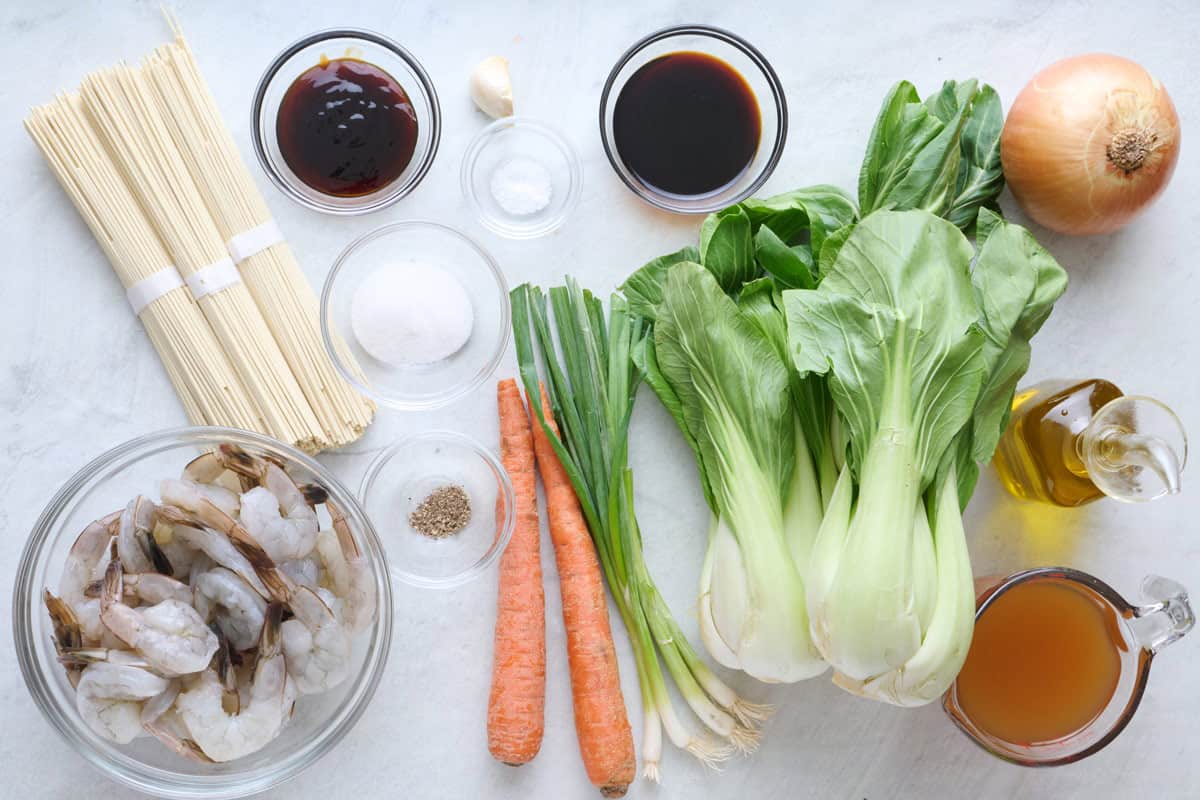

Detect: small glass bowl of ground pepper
[252, 28, 441, 214]
[360, 430, 515, 588]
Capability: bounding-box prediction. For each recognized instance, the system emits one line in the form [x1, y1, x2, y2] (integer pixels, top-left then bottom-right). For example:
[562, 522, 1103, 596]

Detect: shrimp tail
[44, 590, 83, 651]
[57, 647, 107, 666]
[298, 483, 328, 507]
[102, 559, 123, 614]
[259, 603, 285, 659]
[216, 443, 261, 480]
[144, 721, 214, 764]
[44, 589, 85, 686]
[329, 503, 361, 561]
[146, 534, 174, 576]
[57, 647, 154, 670]
[226, 525, 291, 604]
[156, 504, 203, 530]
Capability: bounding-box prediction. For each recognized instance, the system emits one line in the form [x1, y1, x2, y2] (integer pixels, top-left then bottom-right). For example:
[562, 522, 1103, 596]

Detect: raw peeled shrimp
[100, 560, 218, 675]
[280, 556, 320, 590]
[170, 479, 241, 519]
[75, 662, 171, 744]
[140, 679, 179, 725]
[217, 445, 322, 562]
[140, 680, 212, 763]
[176, 604, 289, 762]
[156, 496, 269, 598]
[193, 567, 267, 652]
[186, 552, 215, 589]
[239, 483, 318, 563]
[315, 503, 377, 634]
[159, 487, 350, 693]
[157, 534, 198, 579]
[76, 601, 127, 649]
[140, 481, 236, 581]
[183, 451, 244, 494]
[266, 572, 349, 695]
[60, 512, 120, 604]
[59, 512, 121, 645]
[86, 571, 193, 605]
[117, 496, 168, 575]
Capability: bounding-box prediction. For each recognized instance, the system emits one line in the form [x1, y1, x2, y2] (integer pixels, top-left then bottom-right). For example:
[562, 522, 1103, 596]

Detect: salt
[489, 157, 553, 216]
[350, 262, 474, 366]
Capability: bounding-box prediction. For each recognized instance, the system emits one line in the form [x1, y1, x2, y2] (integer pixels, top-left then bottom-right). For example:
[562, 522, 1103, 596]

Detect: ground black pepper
[409, 484, 472, 538]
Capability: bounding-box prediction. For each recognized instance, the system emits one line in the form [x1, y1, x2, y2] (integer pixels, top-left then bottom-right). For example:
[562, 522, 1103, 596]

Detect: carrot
[529, 383, 636, 797]
[487, 379, 546, 766]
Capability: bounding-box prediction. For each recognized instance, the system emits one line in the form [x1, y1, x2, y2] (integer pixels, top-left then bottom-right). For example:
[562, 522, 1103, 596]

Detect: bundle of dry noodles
[25, 24, 374, 453]
[143, 28, 374, 448]
[25, 94, 263, 433]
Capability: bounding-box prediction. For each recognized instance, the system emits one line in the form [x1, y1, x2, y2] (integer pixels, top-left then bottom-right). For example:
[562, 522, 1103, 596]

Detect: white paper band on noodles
[126, 266, 185, 315]
[227, 219, 285, 263]
[185, 257, 241, 300]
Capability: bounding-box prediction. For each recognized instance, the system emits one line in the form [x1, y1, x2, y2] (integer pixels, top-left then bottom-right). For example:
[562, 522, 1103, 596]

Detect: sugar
[350, 262, 474, 366]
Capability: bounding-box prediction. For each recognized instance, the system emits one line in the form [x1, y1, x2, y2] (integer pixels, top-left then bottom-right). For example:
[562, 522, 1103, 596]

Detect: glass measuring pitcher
[943, 567, 1194, 766]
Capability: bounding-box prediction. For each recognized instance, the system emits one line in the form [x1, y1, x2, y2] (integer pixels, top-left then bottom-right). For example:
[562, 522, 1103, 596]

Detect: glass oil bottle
[993, 379, 1188, 507]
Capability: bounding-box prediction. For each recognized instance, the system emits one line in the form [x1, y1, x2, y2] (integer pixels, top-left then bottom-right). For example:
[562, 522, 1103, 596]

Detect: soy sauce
[613, 51, 760, 197]
[276, 58, 419, 197]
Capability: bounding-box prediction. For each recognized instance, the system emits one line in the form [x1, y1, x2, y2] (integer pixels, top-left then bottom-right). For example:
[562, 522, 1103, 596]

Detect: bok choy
[620, 75, 1064, 707]
[652, 265, 828, 683]
[784, 208, 1068, 703]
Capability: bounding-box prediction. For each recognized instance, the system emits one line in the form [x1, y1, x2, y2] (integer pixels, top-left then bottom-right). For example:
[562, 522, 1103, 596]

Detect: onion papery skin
[1001, 53, 1180, 236]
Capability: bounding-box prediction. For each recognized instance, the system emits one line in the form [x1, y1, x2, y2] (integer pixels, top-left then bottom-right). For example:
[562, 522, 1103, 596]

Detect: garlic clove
[469, 56, 514, 119]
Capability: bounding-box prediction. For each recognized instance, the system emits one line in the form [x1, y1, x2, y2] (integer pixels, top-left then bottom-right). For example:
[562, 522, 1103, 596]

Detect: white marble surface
[3, 0, 1199, 797]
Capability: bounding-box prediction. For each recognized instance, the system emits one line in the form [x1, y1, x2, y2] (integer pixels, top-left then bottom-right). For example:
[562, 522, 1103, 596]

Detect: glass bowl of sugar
[320, 220, 510, 410]
[460, 116, 582, 239]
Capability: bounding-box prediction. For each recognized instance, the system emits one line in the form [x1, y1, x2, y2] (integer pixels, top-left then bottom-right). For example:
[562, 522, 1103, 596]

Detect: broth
[612, 51, 760, 197]
[955, 577, 1126, 745]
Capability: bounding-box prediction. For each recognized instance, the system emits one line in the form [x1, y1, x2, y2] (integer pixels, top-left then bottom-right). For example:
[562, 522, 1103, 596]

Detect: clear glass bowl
[598, 24, 787, 214]
[461, 116, 583, 238]
[360, 431, 515, 589]
[12, 427, 394, 799]
[320, 221, 511, 411]
[251, 28, 441, 215]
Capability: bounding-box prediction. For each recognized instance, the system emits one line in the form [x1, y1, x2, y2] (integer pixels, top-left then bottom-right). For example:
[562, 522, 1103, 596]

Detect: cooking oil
[993, 379, 1186, 506]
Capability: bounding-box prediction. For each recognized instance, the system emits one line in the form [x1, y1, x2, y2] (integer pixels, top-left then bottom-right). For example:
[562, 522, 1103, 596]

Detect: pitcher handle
[1130, 576, 1196, 653]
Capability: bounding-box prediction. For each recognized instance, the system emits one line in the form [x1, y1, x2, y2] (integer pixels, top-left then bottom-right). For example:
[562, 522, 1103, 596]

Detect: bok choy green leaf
[858, 80, 1004, 232]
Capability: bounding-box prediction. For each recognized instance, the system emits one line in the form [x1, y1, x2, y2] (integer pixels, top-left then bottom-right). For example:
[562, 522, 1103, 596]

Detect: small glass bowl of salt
[320, 220, 510, 410]
[461, 116, 582, 239]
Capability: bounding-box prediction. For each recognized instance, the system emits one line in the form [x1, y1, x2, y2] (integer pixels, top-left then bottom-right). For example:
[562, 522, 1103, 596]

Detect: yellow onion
[1001, 53, 1180, 235]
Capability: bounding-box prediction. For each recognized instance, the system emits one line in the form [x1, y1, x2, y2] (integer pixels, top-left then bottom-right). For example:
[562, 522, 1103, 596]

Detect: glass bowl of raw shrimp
[12, 426, 394, 799]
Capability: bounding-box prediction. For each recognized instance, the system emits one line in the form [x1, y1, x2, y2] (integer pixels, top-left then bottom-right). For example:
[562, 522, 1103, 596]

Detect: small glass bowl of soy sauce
[252, 28, 441, 215]
[599, 25, 787, 214]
